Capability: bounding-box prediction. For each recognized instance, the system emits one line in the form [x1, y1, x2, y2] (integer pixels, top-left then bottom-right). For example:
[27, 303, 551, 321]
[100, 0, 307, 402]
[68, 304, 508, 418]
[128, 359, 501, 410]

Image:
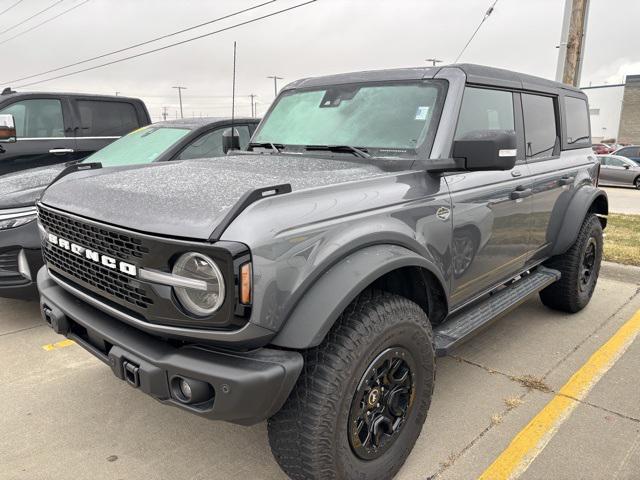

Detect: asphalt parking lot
[2, 263, 640, 480]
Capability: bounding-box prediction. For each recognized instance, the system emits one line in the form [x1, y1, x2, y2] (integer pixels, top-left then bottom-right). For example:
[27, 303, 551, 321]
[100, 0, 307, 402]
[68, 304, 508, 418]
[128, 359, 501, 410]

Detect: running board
[434, 267, 561, 356]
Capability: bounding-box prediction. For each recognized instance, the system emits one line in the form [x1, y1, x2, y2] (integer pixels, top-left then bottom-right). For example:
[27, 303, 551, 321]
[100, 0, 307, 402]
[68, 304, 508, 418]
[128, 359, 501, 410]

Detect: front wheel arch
[270, 244, 448, 350]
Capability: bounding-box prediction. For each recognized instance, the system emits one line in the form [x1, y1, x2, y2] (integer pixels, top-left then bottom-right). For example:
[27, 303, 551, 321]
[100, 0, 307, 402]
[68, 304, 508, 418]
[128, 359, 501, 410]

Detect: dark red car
[592, 143, 614, 154]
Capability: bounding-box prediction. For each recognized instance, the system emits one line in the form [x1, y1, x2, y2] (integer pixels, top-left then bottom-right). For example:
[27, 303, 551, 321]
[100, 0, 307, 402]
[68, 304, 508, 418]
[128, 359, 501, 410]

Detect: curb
[600, 261, 640, 285]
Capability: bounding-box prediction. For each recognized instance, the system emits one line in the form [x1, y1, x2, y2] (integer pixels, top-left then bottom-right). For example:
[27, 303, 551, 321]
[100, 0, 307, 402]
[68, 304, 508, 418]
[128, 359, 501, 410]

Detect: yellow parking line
[41, 339, 76, 351]
[479, 308, 640, 480]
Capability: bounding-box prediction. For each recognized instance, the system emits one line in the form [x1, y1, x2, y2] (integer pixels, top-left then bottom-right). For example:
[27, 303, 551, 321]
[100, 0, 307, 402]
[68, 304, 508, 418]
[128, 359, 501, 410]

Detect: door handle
[511, 170, 522, 177]
[510, 185, 532, 200]
[49, 148, 75, 155]
[558, 175, 574, 186]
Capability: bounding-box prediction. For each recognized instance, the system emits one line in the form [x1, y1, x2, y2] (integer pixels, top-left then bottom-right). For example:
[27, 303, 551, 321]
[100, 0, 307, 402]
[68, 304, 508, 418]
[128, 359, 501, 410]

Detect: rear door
[526, 93, 594, 261]
[601, 156, 635, 185]
[71, 97, 144, 160]
[446, 86, 533, 307]
[0, 95, 76, 175]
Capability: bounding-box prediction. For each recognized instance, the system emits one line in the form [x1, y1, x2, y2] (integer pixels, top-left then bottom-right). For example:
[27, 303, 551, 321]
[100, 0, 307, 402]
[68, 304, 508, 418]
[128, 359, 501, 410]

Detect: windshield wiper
[249, 142, 282, 153]
[304, 145, 371, 158]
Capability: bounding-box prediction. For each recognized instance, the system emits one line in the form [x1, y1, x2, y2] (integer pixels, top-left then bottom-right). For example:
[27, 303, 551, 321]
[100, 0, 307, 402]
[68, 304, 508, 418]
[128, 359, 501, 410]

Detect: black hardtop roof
[153, 116, 259, 129]
[283, 63, 584, 96]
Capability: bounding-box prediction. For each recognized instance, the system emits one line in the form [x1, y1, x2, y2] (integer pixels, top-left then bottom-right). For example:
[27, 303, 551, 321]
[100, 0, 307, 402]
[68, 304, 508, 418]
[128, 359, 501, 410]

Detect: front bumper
[0, 220, 42, 299]
[38, 267, 303, 425]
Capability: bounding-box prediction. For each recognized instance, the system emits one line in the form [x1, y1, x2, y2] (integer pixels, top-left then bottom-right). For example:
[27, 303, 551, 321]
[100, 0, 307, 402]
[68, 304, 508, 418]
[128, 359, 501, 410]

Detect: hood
[0, 164, 66, 209]
[40, 154, 389, 239]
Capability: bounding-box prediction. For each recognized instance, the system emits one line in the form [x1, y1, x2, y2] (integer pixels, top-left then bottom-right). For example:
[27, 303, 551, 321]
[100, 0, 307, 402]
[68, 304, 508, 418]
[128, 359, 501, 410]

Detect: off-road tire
[267, 290, 435, 480]
[539, 213, 603, 312]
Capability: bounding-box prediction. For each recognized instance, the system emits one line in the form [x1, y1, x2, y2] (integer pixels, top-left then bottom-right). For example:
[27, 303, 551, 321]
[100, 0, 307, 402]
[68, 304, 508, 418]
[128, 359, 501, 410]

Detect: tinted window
[564, 96, 590, 145]
[617, 147, 640, 158]
[177, 125, 251, 160]
[77, 100, 140, 136]
[522, 94, 558, 159]
[455, 87, 515, 139]
[84, 126, 191, 167]
[606, 157, 627, 167]
[0, 98, 64, 138]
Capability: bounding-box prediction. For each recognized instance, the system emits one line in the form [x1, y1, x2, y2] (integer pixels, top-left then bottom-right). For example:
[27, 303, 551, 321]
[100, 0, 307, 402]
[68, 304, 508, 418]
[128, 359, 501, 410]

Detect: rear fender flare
[270, 244, 447, 349]
[551, 186, 608, 255]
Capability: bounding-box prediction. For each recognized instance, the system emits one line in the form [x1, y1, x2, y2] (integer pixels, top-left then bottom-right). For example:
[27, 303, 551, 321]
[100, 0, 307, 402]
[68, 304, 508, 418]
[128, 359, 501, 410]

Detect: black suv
[36, 64, 607, 480]
[0, 89, 150, 176]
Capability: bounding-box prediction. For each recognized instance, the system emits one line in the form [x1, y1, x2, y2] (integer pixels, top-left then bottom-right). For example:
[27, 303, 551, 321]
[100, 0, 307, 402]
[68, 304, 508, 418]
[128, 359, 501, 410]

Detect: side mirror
[222, 127, 240, 154]
[452, 130, 517, 171]
[0, 114, 16, 143]
[624, 164, 630, 170]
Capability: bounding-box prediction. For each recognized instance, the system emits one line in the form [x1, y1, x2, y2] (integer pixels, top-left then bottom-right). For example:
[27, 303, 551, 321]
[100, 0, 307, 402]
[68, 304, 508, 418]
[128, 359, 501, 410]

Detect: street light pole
[172, 86, 187, 119]
[267, 75, 283, 97]
[425, 58, 443, 67]
[249, 94, 257, 117]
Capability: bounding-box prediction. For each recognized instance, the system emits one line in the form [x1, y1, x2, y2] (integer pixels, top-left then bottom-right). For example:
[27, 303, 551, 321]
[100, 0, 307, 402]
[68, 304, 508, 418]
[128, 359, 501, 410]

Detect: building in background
[618, 74, 640, 145]
[584, 74, 640, 144]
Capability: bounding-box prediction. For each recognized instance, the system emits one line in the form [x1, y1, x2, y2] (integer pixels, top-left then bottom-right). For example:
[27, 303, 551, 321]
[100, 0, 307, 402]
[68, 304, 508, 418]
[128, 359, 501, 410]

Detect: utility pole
[249, 94, 257, 117]
[267, 75, 283, 97]
[555, 0, 590, 86]
[172, 86, 187, 119]
[425, 58, 443, 67]
[161, 106, 168, 121]
[115, 91, 120, 96]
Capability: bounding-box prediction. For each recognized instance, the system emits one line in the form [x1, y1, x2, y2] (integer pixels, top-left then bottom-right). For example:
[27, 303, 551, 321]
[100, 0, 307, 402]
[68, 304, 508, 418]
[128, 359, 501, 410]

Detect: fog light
[179, 378, 192, 401]
[171, 376, 215, 405]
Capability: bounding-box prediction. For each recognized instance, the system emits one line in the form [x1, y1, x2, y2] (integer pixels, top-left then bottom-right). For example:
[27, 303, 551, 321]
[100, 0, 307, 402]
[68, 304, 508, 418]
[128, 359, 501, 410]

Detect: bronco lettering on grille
[47, 233, 137, 277]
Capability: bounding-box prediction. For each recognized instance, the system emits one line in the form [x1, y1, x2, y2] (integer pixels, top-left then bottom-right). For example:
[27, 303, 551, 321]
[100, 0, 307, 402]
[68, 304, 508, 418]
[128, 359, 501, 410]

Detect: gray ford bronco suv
[36, 64, 607, 480]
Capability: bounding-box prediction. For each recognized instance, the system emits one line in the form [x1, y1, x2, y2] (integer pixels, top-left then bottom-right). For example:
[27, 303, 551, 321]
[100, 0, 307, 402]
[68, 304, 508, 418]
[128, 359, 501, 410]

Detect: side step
[433, 266, 561, 356]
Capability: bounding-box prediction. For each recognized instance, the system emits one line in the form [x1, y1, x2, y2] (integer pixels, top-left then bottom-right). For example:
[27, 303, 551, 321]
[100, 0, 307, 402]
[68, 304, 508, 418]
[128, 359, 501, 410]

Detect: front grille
[39, 207, 154, 309]
[38, 207, 150, 262]
[0, 250, 21, 281]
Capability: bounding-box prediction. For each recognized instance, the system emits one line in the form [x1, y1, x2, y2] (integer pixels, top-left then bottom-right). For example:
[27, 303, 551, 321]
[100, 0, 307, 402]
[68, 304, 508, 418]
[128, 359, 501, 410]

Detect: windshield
[83, 126, 191, 167]
[253, 81, 445, 153]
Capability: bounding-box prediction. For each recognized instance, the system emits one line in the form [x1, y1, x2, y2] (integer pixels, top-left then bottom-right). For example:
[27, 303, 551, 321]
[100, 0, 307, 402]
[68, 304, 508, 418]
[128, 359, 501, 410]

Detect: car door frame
[444, 84, 533, 309]
[0, 93, 78, 175]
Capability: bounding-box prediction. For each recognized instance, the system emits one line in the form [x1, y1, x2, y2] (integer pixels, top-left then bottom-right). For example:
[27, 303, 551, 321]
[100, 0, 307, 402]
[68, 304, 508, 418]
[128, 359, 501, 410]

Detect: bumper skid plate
[38, 268, 303, 425]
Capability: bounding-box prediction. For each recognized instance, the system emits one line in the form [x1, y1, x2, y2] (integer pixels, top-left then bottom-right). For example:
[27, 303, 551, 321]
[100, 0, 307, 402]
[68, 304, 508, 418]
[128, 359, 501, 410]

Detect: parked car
[598, 154, 640, 189]
[34, 64, 606, 480]
[0, 116, 259, 299]
[592, 143, 614, 155]
[613, 145, 640, 164]
[0, 89, 151, 176]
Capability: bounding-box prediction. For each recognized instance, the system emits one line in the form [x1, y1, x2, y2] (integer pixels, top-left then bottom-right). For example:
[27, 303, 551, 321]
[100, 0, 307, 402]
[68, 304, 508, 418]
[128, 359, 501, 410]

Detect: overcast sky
[2, 0, 639, 120]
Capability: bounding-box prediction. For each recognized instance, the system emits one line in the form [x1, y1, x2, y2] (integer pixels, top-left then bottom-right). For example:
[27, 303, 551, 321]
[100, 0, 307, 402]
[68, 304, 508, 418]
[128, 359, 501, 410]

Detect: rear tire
[267, 290, 435, 480]
[634, 176, 640, 190]
[539, 213, 603, 313]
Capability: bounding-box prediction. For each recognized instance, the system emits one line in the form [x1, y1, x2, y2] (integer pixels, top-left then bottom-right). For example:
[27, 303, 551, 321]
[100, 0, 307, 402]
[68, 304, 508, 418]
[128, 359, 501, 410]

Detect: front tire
[539, 213, 603, 312]
[268, 290, 435, 480]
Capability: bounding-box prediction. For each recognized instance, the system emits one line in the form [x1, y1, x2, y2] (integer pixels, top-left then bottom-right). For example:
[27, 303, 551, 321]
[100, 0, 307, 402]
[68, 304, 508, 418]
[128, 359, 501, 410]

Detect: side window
[177, 125, 251, 160]
[600, 156, 610, 166]
[522, 94, 558, 160]
[0, 98, 64, 138]
[564, 96, 590, 145]
[454, 87, 515, 139]
[77, 100, 140, 137]
[608, 157, 626, 167]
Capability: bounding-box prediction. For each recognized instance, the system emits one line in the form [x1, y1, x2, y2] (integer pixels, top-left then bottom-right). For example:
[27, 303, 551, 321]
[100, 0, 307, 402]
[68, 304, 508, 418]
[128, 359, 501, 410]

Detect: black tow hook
[123, 361, 140, 388]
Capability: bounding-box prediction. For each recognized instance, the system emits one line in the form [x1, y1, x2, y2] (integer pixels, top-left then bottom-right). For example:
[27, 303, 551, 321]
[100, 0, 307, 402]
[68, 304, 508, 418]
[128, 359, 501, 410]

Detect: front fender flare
[551, 186, 608, 256]
[270, 244, 447, 349]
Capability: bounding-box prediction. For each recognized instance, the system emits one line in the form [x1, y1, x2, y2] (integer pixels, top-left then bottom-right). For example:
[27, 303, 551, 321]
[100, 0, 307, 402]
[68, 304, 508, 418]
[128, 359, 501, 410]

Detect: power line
[454, 0, 499, 63]
[0, 0, 66, 37]
[3, 0, 277, 85]
[0, 0, 25, 16]
[0, 0, 90, 47]
[13, 1, 317, 89]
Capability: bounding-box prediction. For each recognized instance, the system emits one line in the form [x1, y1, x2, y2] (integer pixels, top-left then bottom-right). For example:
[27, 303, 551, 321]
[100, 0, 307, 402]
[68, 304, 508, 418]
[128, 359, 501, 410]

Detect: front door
[0, 97, 76, 175]
[447, 86, 532, 307]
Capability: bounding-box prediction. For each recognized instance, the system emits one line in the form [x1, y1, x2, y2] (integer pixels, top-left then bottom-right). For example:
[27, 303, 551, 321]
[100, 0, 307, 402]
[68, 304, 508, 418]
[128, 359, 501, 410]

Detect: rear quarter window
[77, 100, 140, 137]
[563, 96, 590, 147]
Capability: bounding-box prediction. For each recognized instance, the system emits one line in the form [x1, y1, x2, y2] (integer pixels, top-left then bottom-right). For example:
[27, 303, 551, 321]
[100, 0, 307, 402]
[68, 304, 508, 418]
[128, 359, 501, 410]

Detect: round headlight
[172, 252, 225, 316]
